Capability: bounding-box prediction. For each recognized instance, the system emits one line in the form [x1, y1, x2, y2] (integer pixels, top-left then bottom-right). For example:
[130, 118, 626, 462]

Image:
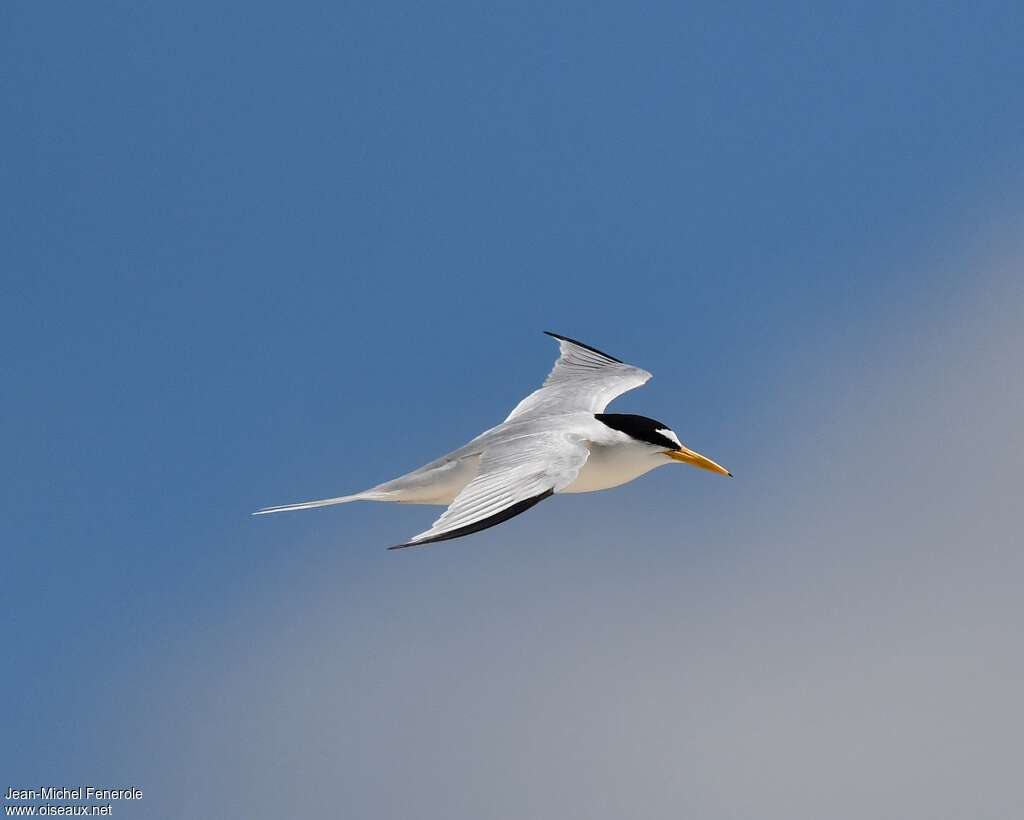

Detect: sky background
[3, 2, 1023, 818]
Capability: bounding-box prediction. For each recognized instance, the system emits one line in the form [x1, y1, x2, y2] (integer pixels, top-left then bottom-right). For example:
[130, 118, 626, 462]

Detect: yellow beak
[665, 446, 732, 476]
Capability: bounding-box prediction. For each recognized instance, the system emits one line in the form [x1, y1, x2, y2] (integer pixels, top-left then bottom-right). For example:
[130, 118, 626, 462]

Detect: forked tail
[252, 493, 367, 515]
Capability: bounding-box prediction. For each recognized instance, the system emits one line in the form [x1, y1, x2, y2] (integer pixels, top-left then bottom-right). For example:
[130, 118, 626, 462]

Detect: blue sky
[3, 2, 1023, 818]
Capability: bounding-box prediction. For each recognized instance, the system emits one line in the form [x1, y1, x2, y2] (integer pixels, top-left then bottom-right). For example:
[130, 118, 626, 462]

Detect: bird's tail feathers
[252, 493, 373, 515]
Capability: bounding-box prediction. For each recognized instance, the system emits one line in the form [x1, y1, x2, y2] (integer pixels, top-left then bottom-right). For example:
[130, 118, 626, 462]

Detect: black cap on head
[595, 413, 680, 450]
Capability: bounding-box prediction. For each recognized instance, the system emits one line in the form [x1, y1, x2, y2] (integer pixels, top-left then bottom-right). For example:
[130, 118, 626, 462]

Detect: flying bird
[254, 332, 731, 548]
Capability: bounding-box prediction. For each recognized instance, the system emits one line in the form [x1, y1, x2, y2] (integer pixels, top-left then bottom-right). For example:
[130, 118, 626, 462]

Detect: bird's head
[595, 413, 732, 477]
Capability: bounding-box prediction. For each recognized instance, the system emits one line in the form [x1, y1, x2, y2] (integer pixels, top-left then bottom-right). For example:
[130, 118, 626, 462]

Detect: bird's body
[364, 414, 669, 503]
[561, 434, 671, 494]
[255, 333, 730, 547]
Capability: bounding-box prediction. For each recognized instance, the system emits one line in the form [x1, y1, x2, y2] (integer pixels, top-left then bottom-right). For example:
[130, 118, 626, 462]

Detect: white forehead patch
[657, 428, 682, 447]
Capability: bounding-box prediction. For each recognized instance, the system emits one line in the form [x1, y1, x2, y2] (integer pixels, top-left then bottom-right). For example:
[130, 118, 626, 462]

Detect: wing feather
[504, 332, 651, 422]
[392, 432, 589, 548]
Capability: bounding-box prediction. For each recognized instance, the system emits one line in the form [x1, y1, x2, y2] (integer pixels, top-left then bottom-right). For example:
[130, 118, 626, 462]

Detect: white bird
[254, 332, 731, 548]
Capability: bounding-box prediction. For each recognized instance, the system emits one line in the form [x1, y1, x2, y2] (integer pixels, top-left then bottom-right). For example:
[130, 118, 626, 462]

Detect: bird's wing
[391, 431, 590, 548]
[504, 332, 652, 422]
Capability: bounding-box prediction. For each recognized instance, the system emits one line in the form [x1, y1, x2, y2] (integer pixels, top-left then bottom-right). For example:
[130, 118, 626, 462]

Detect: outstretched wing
[391, 432, 590, 548]
[504, 332, 652, 423]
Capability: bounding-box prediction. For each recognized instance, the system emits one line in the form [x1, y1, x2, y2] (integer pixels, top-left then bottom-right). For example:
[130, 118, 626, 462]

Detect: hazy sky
[3, 2, 1023, 819]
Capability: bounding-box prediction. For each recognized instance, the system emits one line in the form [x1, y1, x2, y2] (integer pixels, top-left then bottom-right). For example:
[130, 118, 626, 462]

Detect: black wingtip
[542, 331, 623, 364]
[389, 489, 555, 550]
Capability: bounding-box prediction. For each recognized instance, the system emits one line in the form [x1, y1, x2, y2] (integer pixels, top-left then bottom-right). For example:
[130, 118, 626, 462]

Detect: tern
[255, 332, 731, 548]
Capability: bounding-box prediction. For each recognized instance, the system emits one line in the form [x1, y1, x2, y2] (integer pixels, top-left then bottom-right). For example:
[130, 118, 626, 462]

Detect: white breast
[559, 442, 667, 494]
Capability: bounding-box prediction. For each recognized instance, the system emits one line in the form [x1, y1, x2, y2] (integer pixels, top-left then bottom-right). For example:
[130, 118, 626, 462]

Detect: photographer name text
[4, 788, 142, 802]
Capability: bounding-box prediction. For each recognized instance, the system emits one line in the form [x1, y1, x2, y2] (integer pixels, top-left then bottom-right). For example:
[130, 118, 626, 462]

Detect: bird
[254, 332, 731, 548]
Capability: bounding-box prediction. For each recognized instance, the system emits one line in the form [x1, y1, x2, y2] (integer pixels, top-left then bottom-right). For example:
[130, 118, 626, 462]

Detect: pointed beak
[665, 446, 732, 477]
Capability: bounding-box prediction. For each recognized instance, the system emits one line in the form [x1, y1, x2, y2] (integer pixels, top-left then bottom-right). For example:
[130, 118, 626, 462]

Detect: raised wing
[504, 332, 652, 423]
[391, 432, 590, 548]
